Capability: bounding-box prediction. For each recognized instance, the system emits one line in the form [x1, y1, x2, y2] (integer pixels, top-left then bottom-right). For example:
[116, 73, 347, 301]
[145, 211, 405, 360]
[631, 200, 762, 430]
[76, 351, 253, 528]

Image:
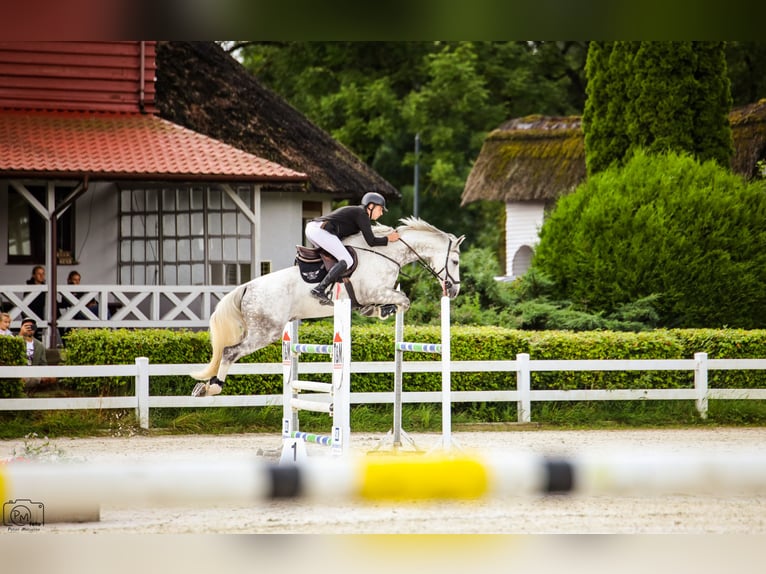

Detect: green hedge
[58, 325, 766, 396]
[0, 335, 26, 398]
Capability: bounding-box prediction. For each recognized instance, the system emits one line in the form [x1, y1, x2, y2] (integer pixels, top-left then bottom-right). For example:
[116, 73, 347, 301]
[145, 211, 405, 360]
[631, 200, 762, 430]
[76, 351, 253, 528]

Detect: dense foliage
[0, 335, 25, 398]
[236, 41, 589, 254]
[584, 41, 733, 176]
[55, 324, 766, 397]
[531, 150, 766, 328]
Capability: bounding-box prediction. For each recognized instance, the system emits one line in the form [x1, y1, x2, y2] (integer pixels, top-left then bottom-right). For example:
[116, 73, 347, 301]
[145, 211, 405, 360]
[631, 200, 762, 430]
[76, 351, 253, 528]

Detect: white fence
[1, 353, 765, 429]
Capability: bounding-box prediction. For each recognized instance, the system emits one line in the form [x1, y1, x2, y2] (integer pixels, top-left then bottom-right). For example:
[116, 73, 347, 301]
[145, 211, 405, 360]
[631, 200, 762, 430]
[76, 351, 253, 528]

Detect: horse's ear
[456, 235, 466, 247]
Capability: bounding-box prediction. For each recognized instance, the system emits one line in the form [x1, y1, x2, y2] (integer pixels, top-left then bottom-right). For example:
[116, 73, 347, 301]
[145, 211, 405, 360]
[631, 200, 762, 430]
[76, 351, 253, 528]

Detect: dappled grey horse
[191, 217, 464, 397]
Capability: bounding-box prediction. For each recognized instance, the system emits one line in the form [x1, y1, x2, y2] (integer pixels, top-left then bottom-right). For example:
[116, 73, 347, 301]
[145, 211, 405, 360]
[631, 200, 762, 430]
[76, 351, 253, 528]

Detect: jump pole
[281, 296, 351, 462]
[5, 451, 766, 514]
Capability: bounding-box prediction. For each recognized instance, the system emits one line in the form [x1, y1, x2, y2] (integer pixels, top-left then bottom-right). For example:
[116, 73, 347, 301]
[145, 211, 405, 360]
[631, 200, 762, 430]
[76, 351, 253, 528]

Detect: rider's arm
[355, 210, 389, 246]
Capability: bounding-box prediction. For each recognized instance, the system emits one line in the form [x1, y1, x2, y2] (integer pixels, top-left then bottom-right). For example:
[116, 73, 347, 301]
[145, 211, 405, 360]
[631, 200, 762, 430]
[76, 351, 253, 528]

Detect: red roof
[0, 109, 308, 182]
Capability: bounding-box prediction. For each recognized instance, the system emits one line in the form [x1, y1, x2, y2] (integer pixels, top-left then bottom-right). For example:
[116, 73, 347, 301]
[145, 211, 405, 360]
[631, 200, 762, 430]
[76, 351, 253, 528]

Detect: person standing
[304, 192, 399, 305]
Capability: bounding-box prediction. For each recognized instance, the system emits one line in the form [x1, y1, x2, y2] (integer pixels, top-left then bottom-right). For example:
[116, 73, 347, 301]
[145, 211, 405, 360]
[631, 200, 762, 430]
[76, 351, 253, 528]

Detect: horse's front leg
[363, 288, 410, 319]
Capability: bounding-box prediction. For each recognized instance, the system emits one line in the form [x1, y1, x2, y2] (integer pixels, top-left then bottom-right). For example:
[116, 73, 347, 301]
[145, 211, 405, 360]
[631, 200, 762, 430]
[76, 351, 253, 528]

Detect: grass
[1, 400, 765, 439]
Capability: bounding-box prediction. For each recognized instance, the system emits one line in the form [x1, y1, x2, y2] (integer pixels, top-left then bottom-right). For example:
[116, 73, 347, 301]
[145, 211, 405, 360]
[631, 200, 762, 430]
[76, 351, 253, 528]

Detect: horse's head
[397, 217, 465, 299]
[440, 232, 465, 298]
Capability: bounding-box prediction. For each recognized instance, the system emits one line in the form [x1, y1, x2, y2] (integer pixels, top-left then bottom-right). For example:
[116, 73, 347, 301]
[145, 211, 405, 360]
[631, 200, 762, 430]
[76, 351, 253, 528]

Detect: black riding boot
[311, 260, 348, 305]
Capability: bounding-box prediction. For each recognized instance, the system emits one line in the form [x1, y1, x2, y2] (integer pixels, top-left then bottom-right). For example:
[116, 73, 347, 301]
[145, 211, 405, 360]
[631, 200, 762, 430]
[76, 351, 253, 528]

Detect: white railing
[1, 353, 764, 429]
[0, 284, 233, 331]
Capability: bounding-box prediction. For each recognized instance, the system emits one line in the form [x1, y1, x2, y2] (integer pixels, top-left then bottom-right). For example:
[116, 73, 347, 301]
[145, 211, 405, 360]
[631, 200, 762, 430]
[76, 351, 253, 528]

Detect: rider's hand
[387, 231, 400, 243]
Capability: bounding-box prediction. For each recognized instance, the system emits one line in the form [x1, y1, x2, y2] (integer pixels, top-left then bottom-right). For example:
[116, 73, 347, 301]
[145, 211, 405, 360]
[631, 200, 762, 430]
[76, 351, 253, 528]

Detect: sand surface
[2, 427, 764, 534]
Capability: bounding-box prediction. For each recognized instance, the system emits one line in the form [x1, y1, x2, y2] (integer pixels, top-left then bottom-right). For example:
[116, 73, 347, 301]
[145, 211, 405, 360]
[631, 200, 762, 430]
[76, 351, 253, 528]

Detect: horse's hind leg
[194, 330, 277, 397]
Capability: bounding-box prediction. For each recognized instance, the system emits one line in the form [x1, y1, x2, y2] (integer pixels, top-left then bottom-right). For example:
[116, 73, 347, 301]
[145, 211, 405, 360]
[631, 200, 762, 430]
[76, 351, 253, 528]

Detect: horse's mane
[371, 222, 394, 236]
[396, 216, 448, 237]
[363, 217, 450, 239]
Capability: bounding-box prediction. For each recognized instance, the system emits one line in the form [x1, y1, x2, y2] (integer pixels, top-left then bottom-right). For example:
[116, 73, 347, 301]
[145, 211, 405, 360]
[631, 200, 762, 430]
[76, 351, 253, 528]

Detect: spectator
[58, 270, 101, 343]
[19, 317, 47, 390]
[66, 270, 99, 316]
[0, 312, 12, 335]
[25, 265, 46, 322]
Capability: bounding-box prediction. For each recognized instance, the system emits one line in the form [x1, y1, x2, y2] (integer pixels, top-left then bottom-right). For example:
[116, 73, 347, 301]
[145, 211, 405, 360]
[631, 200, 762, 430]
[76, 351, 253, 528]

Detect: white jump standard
[281, 296, 351, 462]
[382, 295, 453, 451]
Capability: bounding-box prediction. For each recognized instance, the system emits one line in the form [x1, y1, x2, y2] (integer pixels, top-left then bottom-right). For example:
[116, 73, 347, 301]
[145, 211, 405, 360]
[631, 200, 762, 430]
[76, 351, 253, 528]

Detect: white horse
[191, 217, 464, 397]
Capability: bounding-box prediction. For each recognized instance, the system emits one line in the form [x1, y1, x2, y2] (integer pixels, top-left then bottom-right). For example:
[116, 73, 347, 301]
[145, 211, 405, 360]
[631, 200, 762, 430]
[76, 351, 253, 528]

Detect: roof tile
[0, 109, 308, 182]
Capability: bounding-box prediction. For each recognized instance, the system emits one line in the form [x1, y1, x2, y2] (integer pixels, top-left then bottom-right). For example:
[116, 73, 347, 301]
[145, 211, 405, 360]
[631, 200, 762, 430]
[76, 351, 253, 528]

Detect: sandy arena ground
[1, 427, 765, 534]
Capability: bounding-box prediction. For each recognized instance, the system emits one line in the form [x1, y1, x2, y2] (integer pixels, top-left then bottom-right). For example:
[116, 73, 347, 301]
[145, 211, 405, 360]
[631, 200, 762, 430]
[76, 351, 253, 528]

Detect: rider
[305, 192, 400, 304]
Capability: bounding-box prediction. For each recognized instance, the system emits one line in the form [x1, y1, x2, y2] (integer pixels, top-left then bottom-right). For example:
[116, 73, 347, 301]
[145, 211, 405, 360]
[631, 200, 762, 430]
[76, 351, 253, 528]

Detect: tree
[400, 42, 506, 235]
[235, 41, 589, 251]
[725, 41, 766, 107]
[584, 41, 733, 176]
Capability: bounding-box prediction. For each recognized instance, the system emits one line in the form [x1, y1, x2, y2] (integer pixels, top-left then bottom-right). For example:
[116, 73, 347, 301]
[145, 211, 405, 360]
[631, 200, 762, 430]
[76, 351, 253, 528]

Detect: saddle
[294, 245, 358, 284]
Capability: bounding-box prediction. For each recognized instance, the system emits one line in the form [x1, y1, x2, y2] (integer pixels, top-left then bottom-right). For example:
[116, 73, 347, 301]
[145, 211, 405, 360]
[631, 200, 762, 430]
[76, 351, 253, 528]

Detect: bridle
[355, 233, 460, 295]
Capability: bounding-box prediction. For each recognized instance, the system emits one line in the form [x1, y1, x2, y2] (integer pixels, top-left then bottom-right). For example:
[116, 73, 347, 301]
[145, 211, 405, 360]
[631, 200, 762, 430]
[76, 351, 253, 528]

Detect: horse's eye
[451, 259, 459, 266]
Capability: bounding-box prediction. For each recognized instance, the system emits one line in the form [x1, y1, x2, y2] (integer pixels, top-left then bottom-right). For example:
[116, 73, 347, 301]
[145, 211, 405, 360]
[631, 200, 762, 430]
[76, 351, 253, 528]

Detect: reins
[356, 234, 460, 296]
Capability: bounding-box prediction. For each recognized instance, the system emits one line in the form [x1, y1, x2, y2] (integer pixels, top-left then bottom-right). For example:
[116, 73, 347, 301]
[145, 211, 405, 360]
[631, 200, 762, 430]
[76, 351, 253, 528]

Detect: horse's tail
[191, 283, 248, 381]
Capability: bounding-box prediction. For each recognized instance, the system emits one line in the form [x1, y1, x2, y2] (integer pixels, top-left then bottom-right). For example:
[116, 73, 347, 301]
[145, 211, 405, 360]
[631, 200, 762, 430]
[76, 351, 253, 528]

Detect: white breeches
[305, 221, 354, 267]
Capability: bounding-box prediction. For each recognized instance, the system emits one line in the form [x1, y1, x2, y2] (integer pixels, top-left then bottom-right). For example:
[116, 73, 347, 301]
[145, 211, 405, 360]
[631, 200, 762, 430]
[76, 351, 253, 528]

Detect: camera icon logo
[3, 499, 45, 527]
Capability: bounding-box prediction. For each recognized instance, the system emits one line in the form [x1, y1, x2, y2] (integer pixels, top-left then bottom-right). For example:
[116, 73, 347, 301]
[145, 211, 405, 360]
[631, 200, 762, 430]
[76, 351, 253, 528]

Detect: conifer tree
[584, 41, 733, 175]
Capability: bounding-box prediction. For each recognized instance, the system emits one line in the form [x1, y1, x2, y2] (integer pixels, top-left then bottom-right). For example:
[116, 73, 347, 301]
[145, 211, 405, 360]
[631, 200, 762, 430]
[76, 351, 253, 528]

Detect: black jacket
[314, 206, 388, 246]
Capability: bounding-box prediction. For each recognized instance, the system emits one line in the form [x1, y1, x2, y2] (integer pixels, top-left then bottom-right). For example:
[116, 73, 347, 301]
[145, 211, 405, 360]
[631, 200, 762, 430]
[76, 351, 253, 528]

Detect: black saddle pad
[294, 245, 358, 276]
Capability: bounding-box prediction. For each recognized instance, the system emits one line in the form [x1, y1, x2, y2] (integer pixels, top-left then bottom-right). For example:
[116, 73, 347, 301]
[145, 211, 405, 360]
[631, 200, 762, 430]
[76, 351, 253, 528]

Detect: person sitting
[304, 192, 399, 305]
[59, 270, 99, 318]
[0, 312, 12, 335]
[25, 265, 46, 322]
[19, 317, 48, 391]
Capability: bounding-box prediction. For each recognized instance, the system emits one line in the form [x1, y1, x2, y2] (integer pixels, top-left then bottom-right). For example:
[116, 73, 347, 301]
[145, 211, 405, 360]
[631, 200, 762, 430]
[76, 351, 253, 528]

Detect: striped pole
[3, 451, 766, 512]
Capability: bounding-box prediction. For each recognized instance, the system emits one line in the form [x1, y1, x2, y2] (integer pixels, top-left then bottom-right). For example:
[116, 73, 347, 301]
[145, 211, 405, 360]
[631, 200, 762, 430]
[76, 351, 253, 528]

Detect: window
[7, 184, 76, 265]
[119, 185, 254, 285]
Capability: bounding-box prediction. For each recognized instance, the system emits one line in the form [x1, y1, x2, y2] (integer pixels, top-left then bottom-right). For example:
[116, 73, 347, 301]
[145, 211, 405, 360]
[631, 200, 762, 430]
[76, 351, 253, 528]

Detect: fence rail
[1, 353, 765, 429]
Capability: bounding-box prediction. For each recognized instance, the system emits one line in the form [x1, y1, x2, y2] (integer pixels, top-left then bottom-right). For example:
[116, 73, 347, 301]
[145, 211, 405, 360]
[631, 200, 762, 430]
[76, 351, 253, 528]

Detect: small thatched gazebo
[461, 115, 585, 278]
[463, 103, 766, 279]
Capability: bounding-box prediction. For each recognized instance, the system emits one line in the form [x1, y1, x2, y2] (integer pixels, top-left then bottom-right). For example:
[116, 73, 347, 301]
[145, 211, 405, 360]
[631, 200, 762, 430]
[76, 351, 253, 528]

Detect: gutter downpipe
[139, 41, 146, 113]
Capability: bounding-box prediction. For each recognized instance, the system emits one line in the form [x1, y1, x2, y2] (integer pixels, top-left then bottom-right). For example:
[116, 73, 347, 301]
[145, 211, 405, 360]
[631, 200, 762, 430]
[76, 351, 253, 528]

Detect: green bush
[58, 325, 766, 397]
[0, 335, 25, 398]
[532, 150, 766, 328]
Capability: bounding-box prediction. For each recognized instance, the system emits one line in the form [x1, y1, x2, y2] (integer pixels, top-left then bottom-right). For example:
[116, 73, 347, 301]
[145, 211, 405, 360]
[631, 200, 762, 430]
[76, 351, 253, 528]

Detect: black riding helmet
[361, 192, 387, 213]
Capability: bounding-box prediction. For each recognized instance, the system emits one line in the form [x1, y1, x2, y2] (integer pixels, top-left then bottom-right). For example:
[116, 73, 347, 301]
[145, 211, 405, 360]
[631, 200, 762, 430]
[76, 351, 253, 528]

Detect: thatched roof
[729, 98, 766, 178]
[461, 115, 585, 205]
[462, 104, 766, 206]
[154, 41, 400, 201]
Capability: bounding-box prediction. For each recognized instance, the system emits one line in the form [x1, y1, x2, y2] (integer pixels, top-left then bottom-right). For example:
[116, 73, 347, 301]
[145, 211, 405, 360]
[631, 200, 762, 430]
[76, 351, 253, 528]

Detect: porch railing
[0, 284, 233, 333]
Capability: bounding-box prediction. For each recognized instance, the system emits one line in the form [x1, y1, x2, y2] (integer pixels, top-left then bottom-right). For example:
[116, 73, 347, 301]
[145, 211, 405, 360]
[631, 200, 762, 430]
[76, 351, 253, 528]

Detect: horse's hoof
[191, 382, 222, 397]
[191, 382, 207, 397]
[380, 304, 397, 318]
